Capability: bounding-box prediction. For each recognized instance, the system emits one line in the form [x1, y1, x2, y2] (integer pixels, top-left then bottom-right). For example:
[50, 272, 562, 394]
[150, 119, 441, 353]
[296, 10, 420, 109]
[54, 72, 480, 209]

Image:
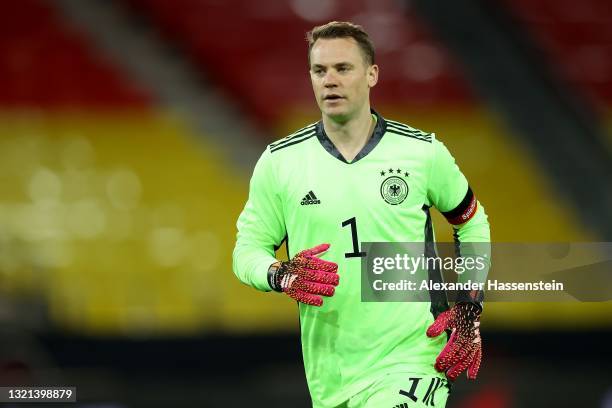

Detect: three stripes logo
[270, 123, 317, 153]
[386, 119, 432, 143]
[300, 191, 321, 205]
[393, 404, 409, 408]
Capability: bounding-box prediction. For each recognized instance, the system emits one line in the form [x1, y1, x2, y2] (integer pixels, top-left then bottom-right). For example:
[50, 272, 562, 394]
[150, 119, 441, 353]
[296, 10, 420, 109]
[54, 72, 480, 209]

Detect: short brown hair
[306, 21, 375, 66]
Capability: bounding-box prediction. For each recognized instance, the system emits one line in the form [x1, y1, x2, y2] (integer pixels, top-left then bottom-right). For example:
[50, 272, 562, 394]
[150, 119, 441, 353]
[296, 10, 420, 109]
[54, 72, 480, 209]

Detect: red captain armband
[442, 187, 478, 225]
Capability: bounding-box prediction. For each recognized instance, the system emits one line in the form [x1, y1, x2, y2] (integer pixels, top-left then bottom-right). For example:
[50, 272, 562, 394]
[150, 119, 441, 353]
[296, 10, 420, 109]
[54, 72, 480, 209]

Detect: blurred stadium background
[0, 0, 610, 406]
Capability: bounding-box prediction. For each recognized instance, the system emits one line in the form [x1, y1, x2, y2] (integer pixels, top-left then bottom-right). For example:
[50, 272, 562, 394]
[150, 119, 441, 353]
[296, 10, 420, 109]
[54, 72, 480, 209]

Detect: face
[309, 38, 378, 122]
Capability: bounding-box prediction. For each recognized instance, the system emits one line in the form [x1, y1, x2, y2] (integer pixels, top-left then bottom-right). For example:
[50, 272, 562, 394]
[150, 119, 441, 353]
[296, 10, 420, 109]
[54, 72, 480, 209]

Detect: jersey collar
[315, 109, 387, 164]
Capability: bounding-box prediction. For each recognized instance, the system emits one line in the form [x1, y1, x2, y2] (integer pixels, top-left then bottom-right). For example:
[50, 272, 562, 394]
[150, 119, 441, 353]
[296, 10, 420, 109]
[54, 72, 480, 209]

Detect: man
[233, 21, 490, 408]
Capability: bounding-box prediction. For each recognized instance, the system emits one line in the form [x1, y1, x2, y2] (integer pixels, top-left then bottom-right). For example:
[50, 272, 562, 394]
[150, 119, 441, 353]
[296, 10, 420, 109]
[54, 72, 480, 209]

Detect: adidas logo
[300, 191, 321, 205]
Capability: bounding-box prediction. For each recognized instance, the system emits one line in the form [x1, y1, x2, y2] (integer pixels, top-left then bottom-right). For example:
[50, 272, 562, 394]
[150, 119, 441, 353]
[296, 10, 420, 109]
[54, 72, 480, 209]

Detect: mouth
[323, 94, 344, 102]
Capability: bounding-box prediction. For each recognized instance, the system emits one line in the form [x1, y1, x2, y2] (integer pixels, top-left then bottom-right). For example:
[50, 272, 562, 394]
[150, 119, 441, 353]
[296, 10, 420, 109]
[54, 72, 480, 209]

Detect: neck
[322, 104, 375, 162]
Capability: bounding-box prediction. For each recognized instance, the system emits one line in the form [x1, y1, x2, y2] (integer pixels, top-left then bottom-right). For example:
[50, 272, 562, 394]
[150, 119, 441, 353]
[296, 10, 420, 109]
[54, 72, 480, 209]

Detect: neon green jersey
[233, 110, 490, 407]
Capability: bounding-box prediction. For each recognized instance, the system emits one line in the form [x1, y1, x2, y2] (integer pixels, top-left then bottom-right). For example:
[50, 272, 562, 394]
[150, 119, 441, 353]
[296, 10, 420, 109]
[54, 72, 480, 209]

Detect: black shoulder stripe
[386, 120, 420, 131]
[270, 124, 315, 148]
[283, 123, 316, 139]
[386, 122, 431, 136]
[386, 122, 432, 139]
[387, 128, 432, 143]
[270, 130, 315, 150]
[386, 120, 414, 131]
[271, 131, 315, 151]
[387, 127, 432, 141]
[270, 128, 314, 149]
[270, 132, 316, 153]
[387, 121, 432, 136]
[270, 124, 316, 149]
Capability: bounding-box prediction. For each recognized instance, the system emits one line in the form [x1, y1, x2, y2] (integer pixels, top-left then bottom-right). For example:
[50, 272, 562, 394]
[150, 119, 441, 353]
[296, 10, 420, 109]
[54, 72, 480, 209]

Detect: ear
[367, 64, 379, 88]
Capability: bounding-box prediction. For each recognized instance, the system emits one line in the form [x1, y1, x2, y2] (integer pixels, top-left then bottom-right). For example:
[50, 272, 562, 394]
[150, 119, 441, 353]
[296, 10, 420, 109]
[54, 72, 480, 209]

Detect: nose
[323, 71, 338, 88]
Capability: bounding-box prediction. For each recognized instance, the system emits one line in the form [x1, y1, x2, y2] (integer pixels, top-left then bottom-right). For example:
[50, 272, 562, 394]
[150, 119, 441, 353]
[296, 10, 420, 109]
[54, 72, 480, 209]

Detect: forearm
[232, 242, 278, 292]
[232, 149, 285, 292]
[454, 201, 491, 302]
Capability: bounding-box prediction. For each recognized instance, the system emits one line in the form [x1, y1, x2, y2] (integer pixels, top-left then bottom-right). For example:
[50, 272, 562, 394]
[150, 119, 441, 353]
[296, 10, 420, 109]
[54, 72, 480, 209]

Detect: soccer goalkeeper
[233, 21, 490, 408]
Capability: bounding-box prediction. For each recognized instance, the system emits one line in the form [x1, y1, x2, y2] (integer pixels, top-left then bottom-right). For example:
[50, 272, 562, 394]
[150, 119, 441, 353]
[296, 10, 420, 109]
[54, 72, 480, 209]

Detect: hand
[426, 302, 482, 381]
[268, 243, 339, 306]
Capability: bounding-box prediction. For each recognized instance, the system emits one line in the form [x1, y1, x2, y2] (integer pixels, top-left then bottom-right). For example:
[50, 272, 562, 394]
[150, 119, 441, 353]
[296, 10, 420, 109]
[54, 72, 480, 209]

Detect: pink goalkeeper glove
[426, 302, 482, 381]
[267, 243, 339, 306]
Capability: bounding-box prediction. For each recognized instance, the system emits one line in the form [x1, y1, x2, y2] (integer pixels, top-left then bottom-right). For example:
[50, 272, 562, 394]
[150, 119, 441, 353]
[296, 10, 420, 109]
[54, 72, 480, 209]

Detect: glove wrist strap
[267, 262, 283, 292]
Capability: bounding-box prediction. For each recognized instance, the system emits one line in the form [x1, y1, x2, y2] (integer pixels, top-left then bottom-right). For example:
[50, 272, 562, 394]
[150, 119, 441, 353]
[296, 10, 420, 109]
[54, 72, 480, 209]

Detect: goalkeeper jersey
[233, 110, 490, 407]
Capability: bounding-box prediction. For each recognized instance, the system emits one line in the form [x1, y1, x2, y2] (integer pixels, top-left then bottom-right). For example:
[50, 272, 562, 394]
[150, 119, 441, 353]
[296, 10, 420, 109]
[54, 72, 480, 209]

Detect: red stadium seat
[505, 0, 612, 110]
[124, 0, 475, 125]
[0, 0, 152, 108]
